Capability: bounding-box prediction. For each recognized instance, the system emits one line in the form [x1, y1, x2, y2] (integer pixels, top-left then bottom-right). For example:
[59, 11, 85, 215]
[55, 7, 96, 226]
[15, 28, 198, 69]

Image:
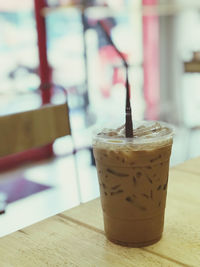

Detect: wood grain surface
[62, 169, 200, 267]
[0, 158, 200, 266]
[173, 156, 200, 175]
[0, 103, 70, 157]
[0, 214, 182, 267]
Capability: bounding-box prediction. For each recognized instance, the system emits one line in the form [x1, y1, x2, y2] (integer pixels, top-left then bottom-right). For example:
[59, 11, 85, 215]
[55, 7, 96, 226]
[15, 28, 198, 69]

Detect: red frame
[142, 0, 160, 120]
[0, 0, 53, 171]
[34, 0, 52, 105]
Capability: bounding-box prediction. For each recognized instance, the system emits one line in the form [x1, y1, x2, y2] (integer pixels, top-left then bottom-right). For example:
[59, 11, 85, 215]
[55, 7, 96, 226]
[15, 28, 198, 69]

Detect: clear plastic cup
[92, 121, 173, 247]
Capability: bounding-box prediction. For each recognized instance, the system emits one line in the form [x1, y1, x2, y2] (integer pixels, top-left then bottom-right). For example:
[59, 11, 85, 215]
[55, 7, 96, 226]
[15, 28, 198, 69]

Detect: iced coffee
[93, 121, 173, 247]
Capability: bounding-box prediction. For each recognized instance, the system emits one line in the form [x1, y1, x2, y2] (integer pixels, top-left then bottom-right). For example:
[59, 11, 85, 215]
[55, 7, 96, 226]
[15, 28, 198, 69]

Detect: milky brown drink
[93, 121, 173, 247]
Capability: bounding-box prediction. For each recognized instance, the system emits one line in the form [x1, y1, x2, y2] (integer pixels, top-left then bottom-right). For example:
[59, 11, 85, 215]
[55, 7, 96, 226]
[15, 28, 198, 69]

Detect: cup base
[107, 235, 162, 248]
[103, 212, 164, 247]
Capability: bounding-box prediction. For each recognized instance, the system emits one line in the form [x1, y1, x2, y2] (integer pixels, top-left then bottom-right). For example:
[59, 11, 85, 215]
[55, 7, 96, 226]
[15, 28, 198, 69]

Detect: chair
[0, 102, 71, 213]
[0, 103, 70, 157]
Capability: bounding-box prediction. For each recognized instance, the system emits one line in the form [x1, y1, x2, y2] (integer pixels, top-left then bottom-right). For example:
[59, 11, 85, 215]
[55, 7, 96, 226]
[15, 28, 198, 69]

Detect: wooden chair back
[0, 103, 70, 157]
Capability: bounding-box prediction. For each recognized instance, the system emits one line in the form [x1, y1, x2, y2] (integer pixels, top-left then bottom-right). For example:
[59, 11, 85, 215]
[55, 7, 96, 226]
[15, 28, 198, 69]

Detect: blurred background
[0, 0, 200, 236]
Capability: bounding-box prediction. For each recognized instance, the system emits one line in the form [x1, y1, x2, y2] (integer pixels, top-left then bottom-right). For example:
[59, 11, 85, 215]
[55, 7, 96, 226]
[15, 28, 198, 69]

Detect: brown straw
[98, 21, 133, 137]
[125, 66, 133, 137]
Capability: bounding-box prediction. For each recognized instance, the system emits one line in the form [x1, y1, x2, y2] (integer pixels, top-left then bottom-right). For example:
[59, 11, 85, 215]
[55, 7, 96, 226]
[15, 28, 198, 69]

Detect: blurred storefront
[1, 0, 200, 168]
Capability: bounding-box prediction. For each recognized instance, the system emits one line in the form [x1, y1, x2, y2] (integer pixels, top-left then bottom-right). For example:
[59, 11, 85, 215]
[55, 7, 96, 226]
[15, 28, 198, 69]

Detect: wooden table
[1, 157, 200, 267]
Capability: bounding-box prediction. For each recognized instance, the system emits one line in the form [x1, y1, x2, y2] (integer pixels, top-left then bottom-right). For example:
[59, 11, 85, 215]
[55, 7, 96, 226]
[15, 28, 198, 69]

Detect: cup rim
[92, 120, 174, 147]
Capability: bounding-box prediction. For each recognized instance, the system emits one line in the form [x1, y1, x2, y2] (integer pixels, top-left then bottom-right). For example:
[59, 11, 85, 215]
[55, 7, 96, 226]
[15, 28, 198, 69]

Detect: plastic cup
[92, 121, 173, 247]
